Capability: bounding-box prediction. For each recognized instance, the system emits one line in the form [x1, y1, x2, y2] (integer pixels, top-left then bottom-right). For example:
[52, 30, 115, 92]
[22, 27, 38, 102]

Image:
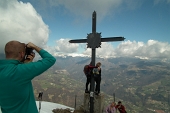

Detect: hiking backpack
[83, 65, 91, 76]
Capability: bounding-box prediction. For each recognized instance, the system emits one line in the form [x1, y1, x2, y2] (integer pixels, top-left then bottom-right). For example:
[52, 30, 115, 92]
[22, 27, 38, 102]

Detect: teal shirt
[0, 49, 56, 113]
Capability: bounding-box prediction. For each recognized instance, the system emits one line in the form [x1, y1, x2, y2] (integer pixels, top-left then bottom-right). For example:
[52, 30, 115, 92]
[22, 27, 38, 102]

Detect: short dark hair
[5, 41, 25, 59]
[118, 101, 121, 104]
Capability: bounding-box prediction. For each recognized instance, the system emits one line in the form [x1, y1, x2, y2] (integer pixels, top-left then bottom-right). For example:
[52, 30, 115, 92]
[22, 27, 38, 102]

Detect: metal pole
[92, 49, 96, 66]
[90, 48, 95, 113]
[39, 101, 41, 113]
[113, 93, 115, 102]
[38, 92, 43, 113]
[75, 95, 77, 109]
[90, 11, 96, 113]
[168, 92, 170, 113]
[92, 11, 96, 33]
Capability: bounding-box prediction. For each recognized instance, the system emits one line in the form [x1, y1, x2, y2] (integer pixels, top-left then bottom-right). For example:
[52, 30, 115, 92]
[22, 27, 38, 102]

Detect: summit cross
[69, 11, 125, 113]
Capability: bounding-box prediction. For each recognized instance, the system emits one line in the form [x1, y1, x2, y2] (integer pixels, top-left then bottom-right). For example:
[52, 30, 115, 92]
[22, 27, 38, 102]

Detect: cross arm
[101, 37, 125, 42]
[69, 39, 87, 43]
[69, 37, 125, 43]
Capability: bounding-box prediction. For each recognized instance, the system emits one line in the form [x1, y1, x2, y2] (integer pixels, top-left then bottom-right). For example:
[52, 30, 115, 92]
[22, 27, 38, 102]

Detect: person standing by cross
[84, 61, 97, 93]
[84, 61, 92, 93]
[94, 62, 101, 95]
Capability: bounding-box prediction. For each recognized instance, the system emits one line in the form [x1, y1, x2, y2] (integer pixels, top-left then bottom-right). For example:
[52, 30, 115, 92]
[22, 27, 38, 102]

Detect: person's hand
[24, 52, 35, 63]
[26, 42, 36, 49]
[26, 42, 42, 53]
[98, 67, 101, 70]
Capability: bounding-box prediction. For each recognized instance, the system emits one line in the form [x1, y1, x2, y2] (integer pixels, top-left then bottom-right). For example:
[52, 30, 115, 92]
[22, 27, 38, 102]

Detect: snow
[0, 101, 74, 113]
[36, 101, 74, 113]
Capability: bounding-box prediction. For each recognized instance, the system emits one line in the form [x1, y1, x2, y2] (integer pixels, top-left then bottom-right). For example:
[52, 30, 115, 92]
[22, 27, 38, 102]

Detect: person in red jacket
[115, 101, 127, 113]
[84, 61, 96, 93]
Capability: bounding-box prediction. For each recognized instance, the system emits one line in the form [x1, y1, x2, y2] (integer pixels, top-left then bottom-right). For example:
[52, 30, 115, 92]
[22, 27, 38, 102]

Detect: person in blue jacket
[0, 40, 56, 113]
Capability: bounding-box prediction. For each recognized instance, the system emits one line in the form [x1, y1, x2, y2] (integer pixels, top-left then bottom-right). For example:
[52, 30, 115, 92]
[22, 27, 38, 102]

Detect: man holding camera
[0, 40, 56, 113]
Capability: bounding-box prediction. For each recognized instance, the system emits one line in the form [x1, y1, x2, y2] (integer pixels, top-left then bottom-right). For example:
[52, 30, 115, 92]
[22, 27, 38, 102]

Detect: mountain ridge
[32, 56, 170, 113]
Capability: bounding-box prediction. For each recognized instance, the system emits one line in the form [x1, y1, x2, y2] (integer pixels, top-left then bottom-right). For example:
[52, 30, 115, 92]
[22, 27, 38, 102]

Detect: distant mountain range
[32, 56, 170, 113]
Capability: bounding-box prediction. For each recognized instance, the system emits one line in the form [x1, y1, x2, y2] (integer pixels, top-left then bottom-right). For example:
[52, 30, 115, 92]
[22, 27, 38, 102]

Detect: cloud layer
[0, 0, 49, 53]
[49, 38, 170, 61]
[115, 40, 170, 60]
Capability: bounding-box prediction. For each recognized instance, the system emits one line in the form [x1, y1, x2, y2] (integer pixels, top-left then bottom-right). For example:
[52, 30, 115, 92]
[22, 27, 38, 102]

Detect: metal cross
[69, 11, 125, 113]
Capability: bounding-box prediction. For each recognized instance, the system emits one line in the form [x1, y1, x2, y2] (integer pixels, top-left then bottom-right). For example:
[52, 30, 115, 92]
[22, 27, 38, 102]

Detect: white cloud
[0, 0, 49, 54]
[115, 40, 170, 60]
[54, 39, 78, 53]
[39, 38, 170, 61]
[70, 40, 170, 60]
[83, 42, 116, 58]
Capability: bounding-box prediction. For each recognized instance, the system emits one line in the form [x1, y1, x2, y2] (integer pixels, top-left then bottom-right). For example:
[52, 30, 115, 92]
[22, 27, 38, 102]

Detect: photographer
[0, 40, 56, 113]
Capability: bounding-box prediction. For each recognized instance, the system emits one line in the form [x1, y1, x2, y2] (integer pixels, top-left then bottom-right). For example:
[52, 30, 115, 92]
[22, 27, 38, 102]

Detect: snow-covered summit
[0, 101, 74, 113]
[36, 101, 74, 113]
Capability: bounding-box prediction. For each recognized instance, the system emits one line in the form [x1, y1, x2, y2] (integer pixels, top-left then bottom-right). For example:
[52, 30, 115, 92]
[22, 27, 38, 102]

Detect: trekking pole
[38, 92, 43, 113]
[39, 100, 41, 113]
[113, 93, 115, 102]
[74, 95, 77, 109]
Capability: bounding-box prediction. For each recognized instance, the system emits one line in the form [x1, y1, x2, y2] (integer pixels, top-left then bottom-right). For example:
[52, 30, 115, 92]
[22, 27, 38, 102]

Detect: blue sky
[0, 0, 170, 60]
[21, 0, 170, 45]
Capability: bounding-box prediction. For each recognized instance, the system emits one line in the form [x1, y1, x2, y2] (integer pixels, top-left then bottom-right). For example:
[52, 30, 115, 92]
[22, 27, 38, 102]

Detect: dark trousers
[95, 76, 101, 93]
[38, 92, 43, 100]
[86, 76, 91, 90]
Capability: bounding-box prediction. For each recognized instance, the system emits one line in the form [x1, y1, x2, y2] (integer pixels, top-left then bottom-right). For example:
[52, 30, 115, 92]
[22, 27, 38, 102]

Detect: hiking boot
[94, 91, 98, 95]
[95, 91, 100, 96]
[85, 89, 90, 93]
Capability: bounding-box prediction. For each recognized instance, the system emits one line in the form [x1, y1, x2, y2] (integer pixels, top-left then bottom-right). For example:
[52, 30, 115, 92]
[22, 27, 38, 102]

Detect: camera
[25, 47, 33, 55]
